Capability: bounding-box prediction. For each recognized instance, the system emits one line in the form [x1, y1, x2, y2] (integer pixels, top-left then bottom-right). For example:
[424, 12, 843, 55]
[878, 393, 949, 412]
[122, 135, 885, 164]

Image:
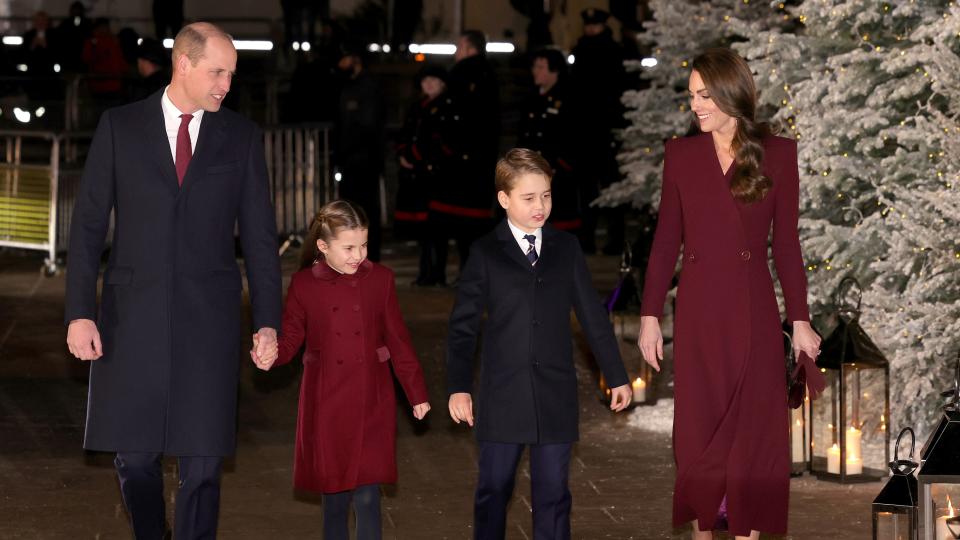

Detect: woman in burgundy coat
[255, 200, 430, 540]
[638, 49, 822, 539]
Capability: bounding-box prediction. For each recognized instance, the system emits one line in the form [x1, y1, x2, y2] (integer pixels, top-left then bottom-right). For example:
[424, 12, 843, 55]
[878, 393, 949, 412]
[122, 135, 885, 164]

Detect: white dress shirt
[507, 219, 542, 258]
[160, 86, 204, 164]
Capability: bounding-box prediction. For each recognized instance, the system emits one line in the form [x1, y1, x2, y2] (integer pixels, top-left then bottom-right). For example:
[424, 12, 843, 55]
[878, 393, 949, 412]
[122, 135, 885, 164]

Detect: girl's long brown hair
[299, 199, 369, 269]
[691, 48, 772, 204]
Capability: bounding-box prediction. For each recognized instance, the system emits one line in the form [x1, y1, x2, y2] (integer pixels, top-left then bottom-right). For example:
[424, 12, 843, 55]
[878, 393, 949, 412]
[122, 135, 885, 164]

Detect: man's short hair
[495, 148, 554, 194]
[460, 30, 487, 56]
[172, 22, 234, 66]
[532, 48, 567, 76]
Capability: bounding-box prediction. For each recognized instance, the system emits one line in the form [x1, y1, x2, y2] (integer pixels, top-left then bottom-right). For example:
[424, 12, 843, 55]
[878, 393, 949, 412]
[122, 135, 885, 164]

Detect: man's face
[178, 36, 236, 113]
[455, 36, 475, 62]
[532, 58, 557, 89]
[583, 23, 605, 37]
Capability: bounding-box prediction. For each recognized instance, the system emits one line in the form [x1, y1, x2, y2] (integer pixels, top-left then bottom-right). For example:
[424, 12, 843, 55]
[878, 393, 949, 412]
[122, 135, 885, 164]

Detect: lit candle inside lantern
[827, 444, 841, 474]
[936, 496, 956, 540]
[846, 455, 862, 475]
[846, 426, 862, 461]
[790, 414, 804, 463]
[632, 377, 646, 402]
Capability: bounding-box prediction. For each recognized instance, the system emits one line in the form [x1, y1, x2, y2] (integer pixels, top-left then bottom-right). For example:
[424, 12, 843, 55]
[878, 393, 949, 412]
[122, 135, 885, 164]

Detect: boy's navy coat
[447, 220, 629, 444]
[64, 90, 281, 456]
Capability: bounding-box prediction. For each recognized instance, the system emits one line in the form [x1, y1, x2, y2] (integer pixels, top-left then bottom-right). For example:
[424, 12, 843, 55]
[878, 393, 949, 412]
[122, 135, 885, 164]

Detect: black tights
[322, 484, 381, 540]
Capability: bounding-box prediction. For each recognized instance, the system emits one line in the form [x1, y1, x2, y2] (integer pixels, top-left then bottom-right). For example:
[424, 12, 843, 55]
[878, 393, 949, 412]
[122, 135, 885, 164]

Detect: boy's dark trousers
[474, 441, 573, 540]
[114, 452, 223, 540]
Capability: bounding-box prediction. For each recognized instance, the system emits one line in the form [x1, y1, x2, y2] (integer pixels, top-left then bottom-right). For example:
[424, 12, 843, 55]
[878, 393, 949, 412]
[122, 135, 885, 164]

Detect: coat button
[537, 278, 544, 284]
[332, 306, 339, 312]
[688, 253, 697, 263]
[354, 330, 360, 336]
[336, 331, 341, 337]
[740, 249, 751, 261]
[532, 320, 540, 327]
[350, 281, 357, 288]
[337, 359, 343, 365]
[353, 305, 360, 311]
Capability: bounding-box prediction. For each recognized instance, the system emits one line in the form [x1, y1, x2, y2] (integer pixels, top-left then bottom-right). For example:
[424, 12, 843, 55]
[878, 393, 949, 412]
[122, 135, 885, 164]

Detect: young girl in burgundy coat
[253, 199, 430, 540]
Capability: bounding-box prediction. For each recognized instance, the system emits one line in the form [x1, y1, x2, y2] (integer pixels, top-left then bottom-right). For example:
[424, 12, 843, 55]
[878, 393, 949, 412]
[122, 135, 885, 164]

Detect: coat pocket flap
[104, 266, 133, 285]
[376, 346, 390, 363]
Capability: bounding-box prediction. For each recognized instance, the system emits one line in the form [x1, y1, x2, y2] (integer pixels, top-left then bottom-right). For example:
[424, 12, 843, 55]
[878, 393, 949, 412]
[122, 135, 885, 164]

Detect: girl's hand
[412, 402, 431, 420]
[638, 316, 663, 372]
[792, 320, 821, 360]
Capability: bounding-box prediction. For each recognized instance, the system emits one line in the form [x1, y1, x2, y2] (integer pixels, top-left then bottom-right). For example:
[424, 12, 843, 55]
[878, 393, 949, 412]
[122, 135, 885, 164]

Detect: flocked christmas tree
[736, 0, 960, 440]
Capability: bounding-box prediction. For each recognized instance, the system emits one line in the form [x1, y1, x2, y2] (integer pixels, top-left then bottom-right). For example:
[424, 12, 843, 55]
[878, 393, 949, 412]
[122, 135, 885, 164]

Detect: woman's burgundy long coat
[277, 260, 429, 494]
[641, 134, 810, 536]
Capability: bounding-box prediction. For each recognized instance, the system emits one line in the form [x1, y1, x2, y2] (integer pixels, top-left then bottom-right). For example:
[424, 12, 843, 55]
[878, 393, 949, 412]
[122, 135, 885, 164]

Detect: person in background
[56, 1, 93, 73]
[568, 8, 628, 255]
[82, 18, 128, 98]
[428, 29, 499, 275]
[335, 41, 385, 261]
[21, 11, 58, 75]
[396, 64, 456, 286]
[518, 48, 582, 235]
[129, 37, 169, 102]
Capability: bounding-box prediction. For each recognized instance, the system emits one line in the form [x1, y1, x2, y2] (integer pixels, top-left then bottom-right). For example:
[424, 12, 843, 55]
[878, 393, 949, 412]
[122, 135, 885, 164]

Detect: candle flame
[796, 419, 802, 427]
[949, 496, 955, 518]
[632, 377, 646, 389]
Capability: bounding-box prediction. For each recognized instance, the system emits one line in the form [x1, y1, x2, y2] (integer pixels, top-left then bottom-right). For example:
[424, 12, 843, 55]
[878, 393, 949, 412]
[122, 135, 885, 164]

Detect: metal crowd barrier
[0, 130, 61, 274]
[264, 123, 335, 253]
[0, 124, 333, 273]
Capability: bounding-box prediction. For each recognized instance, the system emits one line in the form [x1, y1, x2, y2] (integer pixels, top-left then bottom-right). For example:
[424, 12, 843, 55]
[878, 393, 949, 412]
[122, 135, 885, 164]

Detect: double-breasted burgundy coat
[641, 134, 810, 536]
[276, 260, 429, 494]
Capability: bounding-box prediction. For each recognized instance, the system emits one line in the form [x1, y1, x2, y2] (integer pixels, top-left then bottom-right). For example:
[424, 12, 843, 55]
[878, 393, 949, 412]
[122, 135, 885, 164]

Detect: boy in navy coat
[447, 148, 632, 539]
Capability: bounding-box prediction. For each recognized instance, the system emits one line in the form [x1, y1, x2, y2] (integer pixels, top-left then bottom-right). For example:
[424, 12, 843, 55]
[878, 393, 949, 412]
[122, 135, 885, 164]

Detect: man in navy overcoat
[64, 22, 281, 539]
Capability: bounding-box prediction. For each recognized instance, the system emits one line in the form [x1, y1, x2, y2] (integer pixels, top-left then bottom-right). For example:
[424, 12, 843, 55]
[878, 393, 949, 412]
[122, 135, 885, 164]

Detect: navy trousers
[474, 441, 573, 540]
[114, 452, 223, 540]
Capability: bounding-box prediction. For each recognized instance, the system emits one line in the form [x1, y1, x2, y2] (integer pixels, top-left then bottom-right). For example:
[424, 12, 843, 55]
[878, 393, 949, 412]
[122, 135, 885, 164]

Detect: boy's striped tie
[524, 234, 538, 265]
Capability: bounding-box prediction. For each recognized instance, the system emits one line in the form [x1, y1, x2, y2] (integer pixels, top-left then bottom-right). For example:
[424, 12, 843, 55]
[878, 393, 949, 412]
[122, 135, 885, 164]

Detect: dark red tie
[175, 113, 193, 186]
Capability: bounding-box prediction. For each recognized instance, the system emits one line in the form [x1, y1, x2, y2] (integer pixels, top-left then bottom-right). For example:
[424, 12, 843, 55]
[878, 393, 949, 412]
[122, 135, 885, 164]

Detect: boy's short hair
[495, 148, 554, 193]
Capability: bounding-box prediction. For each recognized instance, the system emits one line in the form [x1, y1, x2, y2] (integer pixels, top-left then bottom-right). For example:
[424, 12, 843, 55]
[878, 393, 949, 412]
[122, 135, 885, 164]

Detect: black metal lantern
[918, 352, 960, 540]
[784, 325, 811, 476]
[873, 427, 920, 540]
[811, 277, 891, 482]
[603, 245, 653, 407]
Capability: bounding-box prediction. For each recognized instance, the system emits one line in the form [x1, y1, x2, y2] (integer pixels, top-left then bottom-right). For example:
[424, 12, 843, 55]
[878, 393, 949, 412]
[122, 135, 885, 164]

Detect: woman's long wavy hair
[299, 199, 369, 269]
[691, 48, 772, 204]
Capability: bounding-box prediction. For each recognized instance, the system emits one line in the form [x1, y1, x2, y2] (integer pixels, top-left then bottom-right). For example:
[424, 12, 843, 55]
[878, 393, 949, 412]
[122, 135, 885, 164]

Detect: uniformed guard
[569, 8, 628, 254]
[517, 48, 582, 234]
[428, 29, 500, 273]
[395, 65, 457, 286]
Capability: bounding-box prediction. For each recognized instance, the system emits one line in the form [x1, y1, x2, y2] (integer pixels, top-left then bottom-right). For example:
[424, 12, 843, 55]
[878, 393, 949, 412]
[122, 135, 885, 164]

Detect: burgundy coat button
[740, 249, 751, 261]
[353, 305, 360, 311]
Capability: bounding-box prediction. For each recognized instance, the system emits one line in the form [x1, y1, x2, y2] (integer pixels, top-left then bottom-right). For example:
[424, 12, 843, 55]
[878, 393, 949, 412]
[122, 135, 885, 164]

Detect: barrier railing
[0, 130, 60, 274]
[264, 123, 335, 253]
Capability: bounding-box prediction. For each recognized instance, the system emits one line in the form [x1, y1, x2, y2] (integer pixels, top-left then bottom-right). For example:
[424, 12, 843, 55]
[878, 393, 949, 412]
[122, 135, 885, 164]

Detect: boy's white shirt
[506, 219, 542, 258]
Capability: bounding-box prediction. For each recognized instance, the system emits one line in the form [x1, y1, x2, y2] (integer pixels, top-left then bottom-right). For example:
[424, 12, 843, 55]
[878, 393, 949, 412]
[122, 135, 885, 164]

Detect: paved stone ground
[0, 244, 879, 539]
